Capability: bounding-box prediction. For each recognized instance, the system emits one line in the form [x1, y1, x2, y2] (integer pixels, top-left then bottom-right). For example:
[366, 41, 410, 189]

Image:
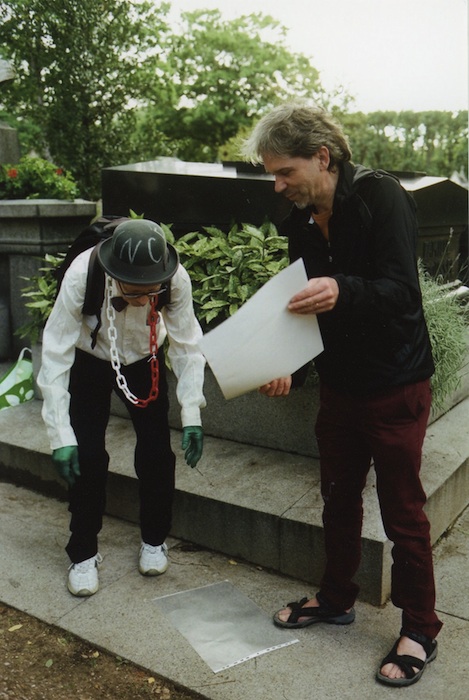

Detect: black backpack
[351, 166, 418, 231]
[55, 215, 171, 348]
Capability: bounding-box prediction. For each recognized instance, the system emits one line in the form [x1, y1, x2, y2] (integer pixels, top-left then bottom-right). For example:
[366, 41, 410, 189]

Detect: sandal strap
[400, 628, 435, 657]
[381, 642, 425, 679]
[285, 597, 348, 624]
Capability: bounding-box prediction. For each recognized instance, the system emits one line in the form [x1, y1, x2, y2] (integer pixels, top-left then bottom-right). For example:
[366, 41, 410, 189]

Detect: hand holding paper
[258, 375, 292, 397]
[288, 275, 340, 315]
[198, 259, 324, 399]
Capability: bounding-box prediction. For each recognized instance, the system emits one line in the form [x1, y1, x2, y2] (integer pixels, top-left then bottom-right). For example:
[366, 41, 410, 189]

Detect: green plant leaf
[201, 299, 228, 310]
[25, 300, 51, 310]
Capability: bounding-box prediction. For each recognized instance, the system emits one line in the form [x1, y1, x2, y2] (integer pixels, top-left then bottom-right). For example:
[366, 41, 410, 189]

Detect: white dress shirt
[38, 248, 206, 449]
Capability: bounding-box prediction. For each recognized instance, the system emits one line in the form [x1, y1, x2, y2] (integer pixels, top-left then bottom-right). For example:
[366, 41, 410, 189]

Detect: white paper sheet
[154, 581, 298, 673]
[198, 259, 324, 399]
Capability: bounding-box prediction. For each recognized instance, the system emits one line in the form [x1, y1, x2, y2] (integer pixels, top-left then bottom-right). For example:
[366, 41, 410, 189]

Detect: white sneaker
[67, 553, 102, 596]
[139, 542, 168, 576]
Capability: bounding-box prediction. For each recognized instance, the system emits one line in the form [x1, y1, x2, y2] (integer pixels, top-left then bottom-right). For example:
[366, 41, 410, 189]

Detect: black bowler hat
[97, 219, 179, 284]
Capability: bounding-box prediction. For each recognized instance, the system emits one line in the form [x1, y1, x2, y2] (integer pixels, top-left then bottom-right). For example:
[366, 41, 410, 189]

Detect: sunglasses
[118, 282, 167, 300]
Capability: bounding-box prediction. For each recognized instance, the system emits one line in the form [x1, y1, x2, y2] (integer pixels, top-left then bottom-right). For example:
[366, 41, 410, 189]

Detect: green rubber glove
[52, 445, 80, 486]
[181, 426, 204, 468]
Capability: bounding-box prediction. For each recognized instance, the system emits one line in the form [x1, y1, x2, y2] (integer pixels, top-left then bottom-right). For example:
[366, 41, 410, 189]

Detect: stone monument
[0, 58, 19, 359]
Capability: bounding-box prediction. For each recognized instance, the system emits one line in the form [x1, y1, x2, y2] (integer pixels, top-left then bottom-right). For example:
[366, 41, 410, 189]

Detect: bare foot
[380, 636, 427, 680]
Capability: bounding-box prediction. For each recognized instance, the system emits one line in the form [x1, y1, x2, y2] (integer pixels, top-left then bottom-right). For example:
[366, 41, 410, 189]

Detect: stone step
[0, 397, 468, 606]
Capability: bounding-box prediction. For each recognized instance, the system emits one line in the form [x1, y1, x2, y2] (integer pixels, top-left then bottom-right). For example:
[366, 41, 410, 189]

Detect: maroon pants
[315, 379, 442, 640]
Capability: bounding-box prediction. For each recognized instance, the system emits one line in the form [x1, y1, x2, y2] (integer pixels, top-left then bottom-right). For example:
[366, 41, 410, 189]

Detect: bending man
[38, 218, 205, 596]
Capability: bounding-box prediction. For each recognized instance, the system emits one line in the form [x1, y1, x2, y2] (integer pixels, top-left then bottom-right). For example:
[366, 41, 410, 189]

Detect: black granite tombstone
[102, 159, 468, 281]
[101, 158, 290, 238]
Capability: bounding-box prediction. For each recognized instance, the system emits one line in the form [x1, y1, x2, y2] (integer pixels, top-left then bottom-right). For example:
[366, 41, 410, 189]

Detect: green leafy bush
[163, 221, 289, 327]
[0, 156, 79, 200]
[17, 253, 64, 344]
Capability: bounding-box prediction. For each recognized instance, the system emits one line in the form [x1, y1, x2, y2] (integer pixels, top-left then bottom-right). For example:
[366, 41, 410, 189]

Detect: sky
[169, 0, 468, 113]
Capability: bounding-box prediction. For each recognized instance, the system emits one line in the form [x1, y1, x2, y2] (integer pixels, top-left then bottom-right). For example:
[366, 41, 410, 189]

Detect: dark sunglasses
[118, 283, 166, 300]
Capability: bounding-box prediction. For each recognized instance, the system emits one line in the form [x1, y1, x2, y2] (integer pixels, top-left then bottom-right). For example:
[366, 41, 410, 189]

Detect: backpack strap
[82, 246, 105, 349]
[81, 218, 128, 349]
[155, 281, 171, 310]
[82, 245, 105, 316]
[351, 167, 417, 232]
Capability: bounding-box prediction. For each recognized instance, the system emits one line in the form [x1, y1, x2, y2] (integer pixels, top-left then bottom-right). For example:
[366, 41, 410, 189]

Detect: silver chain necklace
[105, 276, 159, 406]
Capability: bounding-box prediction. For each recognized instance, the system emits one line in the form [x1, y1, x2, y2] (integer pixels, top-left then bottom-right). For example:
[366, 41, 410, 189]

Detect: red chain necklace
[106, 279, 159, 407]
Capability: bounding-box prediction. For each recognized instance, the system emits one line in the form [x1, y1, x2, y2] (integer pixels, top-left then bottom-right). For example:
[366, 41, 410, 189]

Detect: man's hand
[258, 376, 292, 397]
[182, 426, 204, 468]
[52, 446, 80, 487]
[288, 276, 339, 315]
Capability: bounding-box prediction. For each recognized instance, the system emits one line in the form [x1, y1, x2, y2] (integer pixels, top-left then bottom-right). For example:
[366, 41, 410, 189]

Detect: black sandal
[273, 595, 355, 629]
[376, 630, 438, 687]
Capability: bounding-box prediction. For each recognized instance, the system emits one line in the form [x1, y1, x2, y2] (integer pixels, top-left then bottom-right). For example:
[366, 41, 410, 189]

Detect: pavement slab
[1, 480, 469, 700]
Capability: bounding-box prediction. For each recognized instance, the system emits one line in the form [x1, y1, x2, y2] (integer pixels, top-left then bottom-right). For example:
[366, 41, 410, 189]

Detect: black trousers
[66, 348, 175, 563]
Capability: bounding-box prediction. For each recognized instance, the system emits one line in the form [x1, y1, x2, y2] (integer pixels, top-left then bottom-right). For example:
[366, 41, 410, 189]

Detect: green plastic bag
[0, 348, 34, 411]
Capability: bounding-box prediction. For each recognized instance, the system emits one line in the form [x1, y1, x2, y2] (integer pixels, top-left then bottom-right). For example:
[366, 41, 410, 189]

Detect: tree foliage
[0, 0, 171, 198]
[338, 109, 468, 178]
[134, 9, 326, 162]
[0, 0, 466, 199]
[0, 2, 330, 195]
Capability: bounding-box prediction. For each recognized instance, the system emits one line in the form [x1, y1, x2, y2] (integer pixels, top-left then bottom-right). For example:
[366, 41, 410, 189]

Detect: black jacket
[282, 162, 434, 395]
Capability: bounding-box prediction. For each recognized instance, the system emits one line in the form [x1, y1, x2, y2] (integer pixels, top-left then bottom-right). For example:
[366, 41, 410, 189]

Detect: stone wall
[0, 199, 96, 358]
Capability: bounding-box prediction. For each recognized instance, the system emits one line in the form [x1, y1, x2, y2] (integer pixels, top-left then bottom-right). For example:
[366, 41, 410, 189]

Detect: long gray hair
[241, 103, 352, 170]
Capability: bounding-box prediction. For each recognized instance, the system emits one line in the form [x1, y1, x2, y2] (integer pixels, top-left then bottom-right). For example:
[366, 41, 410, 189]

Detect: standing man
[242, 104, 442, 687]
[38, 219, 205, 597]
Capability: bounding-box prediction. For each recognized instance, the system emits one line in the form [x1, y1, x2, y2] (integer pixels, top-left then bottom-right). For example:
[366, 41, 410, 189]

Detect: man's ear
[317, 145, 331, 170]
